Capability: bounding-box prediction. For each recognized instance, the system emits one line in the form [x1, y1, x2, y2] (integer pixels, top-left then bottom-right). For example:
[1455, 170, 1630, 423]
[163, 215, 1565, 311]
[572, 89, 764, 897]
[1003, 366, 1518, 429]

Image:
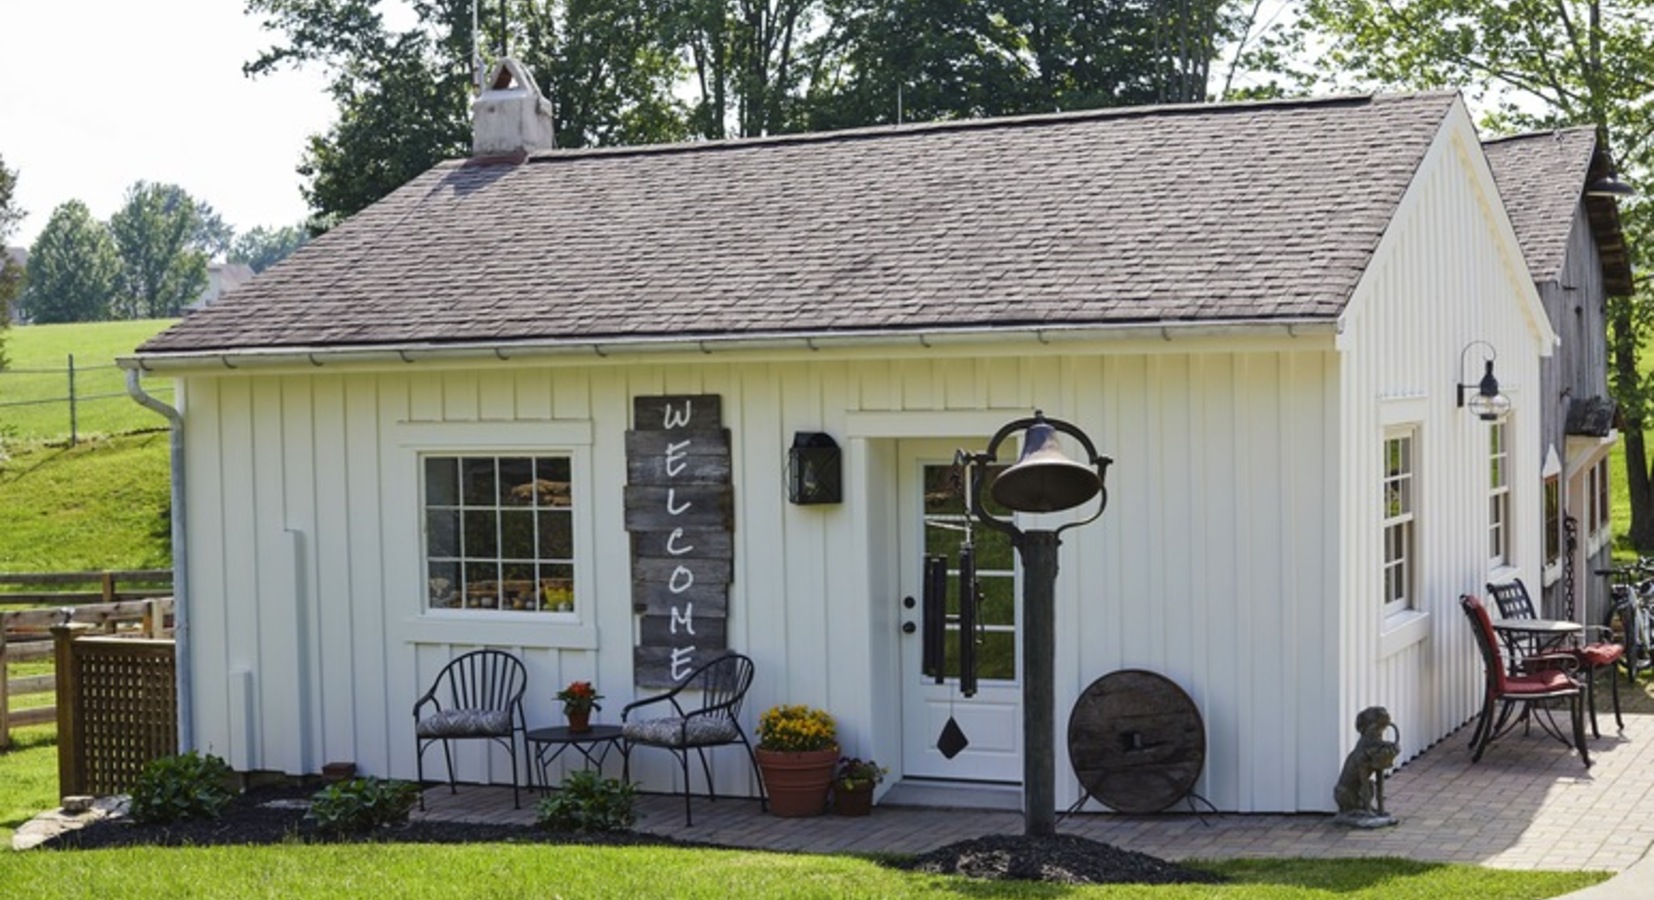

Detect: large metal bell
[989, 420, 1102, 513]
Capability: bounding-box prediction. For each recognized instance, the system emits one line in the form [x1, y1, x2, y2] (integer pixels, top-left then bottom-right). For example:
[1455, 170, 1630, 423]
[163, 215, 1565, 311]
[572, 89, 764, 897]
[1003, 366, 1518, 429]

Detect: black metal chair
[413, 649, 529, 809]
[1487, 578, 1623, 737]
[621, 652, 765, 825]
[1461, 594, 1590, 767]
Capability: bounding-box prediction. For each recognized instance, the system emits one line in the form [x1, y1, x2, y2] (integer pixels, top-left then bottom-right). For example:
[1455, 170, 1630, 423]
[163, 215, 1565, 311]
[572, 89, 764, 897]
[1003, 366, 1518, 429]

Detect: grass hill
[0, 320, 177, 572]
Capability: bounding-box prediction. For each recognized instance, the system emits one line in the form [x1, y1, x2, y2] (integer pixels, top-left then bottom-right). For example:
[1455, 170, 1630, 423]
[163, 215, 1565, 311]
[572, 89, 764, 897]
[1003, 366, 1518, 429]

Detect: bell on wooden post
[989, 412, 1104, 513]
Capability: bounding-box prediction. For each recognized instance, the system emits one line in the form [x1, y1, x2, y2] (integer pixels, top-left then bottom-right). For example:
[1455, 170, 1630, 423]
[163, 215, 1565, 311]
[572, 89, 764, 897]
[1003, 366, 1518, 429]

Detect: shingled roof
[1482, 128, 1634, 295]
[138, 91, 1460, 357]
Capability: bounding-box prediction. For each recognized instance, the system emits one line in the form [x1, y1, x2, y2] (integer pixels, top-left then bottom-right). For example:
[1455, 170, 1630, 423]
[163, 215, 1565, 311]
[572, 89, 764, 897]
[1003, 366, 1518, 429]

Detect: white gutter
[119, 319, 1337, 373]
[125, 370, 192, 752]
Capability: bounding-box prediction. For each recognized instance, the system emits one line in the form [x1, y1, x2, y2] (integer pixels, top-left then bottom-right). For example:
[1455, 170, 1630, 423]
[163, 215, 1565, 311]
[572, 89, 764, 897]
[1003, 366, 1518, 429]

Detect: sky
[1, 2, 339, 249]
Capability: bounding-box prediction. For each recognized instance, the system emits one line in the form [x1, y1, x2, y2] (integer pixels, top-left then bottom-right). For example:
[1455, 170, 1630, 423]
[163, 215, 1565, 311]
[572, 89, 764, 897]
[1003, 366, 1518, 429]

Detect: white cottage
[125, 79, 1565, 814]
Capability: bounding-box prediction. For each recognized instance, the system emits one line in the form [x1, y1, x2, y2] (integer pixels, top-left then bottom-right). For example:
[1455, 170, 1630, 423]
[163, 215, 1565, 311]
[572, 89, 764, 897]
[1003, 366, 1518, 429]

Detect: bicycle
[1596, 560, 1654, 683]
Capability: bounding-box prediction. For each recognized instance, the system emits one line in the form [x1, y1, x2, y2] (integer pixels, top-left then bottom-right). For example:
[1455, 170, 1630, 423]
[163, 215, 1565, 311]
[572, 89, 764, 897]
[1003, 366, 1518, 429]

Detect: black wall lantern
[787, 432, 842, 504]
[1456, 341, 1512, 422]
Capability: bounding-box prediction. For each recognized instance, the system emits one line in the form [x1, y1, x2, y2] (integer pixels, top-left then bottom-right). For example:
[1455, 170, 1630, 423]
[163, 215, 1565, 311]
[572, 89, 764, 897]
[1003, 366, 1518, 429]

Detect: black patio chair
[1487, 578, 1623, 737]
[1461, 594, 1590, 767]
[621, 652, 766, 825]
[413, 648, 529, 809]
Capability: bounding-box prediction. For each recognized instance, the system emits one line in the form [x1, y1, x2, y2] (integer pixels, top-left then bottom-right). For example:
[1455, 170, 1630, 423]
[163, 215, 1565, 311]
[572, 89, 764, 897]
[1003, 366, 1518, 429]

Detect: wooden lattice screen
[53, 625, 177, 798]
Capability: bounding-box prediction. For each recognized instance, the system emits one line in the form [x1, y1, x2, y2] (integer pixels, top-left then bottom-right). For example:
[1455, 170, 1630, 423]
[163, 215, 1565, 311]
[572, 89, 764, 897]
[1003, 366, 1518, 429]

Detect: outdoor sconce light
[786, 432, 842, 504]
[1586, 175, 1635, 198]
[1456, 341, 1511, 422]
[960, 410, 1112, 838]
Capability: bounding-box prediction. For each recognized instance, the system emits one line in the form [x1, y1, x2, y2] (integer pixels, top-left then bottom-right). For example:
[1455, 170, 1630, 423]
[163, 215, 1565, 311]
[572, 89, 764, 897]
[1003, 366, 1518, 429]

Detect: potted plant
[832, 756, 887, 816]
[556, 680, 603, 733]
[754, 704, 838, 817]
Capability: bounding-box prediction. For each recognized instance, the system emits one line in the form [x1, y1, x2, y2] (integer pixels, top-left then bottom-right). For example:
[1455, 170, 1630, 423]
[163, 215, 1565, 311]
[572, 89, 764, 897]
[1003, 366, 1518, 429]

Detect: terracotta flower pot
[755, 747, 838, 817]
[566, 708, 591, 733]
[833, 784, 873, 816]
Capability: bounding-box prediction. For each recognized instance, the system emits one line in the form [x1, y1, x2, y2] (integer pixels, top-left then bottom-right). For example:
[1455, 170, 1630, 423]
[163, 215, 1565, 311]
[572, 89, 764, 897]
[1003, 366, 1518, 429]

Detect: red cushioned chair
[1461, 594, 1590, 767]
[1487, 579, 1623, 737]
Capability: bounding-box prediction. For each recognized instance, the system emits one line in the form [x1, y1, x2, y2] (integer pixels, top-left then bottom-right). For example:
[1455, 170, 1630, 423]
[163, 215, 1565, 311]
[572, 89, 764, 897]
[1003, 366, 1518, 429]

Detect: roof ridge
[1482, 126, 1596, 147]
[461, 90, 1454, 168]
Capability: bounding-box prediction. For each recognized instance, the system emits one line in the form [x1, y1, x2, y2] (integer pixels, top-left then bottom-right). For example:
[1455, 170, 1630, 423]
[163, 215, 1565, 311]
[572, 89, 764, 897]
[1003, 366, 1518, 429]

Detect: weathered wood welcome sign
[624, 395, 734, 688]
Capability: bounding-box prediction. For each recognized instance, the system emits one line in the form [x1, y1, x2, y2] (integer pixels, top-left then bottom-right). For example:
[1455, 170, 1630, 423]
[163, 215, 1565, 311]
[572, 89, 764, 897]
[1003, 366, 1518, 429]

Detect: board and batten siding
[175, 331, 1341, 812]
[1335, 106, 1553, 771]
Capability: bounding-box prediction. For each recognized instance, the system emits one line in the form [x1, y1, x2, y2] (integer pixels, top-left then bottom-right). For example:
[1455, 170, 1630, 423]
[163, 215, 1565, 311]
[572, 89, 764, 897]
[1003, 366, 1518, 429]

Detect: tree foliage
[246, 0, 1255, 226]
[1303, 0, 1654, 549]
[21, 201, 121, 324]
[230, 224, 311, 273]
[0, 153, 21, 368]
[108, 183, 211, 319]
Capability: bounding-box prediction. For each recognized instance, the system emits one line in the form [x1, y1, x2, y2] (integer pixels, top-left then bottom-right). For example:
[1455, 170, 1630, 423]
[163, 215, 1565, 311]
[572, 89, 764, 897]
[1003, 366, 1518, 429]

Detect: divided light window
[422, 455, 575, 613]
[1489, 421, 1511, 566]
[1592, 458, 1611, 537]
[1382, 431, 1416, 616]
[1543, 475, 1561, 568]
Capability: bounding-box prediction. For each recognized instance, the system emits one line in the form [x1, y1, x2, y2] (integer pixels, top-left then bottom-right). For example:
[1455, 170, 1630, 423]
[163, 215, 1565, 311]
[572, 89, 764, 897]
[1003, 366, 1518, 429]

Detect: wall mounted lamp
[1456, 341, 1511, 421]
[786, 431, 842, 504]
[1586, 175, 1635, 199]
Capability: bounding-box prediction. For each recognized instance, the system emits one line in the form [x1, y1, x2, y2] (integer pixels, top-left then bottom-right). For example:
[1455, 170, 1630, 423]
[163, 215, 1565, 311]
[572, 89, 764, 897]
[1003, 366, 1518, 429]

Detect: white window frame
[1382, 428, 1417, 618]
[393, 420, 597, 650]
[421, 453, 577, 615]
[1542, 474, 1562, 577]
[1488, 420, 1511, 568]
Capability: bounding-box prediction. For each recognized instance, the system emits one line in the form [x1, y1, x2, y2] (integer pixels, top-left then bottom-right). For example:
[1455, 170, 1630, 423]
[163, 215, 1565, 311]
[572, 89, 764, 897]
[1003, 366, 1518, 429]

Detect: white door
[897, 439, 1022, 782]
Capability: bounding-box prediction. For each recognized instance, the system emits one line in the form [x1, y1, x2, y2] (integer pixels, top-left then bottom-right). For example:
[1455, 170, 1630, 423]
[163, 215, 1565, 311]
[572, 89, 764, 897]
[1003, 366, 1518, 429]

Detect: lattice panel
[71, 640, 177, 796]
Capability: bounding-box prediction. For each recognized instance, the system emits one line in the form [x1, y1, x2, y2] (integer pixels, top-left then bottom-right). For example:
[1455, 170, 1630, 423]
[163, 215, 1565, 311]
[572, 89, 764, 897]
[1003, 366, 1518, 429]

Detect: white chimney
[471, 58, 556, 158]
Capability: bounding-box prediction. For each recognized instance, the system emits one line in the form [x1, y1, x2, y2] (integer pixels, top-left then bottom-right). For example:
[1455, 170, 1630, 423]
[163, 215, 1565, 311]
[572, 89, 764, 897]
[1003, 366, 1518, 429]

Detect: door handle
[902, 621, 917, 634]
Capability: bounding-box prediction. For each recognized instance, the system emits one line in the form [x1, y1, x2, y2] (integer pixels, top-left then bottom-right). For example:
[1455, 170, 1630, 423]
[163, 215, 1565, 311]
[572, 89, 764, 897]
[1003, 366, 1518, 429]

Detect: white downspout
[125, 369, 191, 751]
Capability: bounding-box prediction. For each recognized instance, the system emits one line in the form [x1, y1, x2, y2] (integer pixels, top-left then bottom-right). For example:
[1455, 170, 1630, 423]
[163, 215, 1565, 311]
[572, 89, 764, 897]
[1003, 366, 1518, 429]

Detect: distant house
[126, 69, 1598, 814]
[1484, 130, 1632, 625]
[189, 262, 256, 311]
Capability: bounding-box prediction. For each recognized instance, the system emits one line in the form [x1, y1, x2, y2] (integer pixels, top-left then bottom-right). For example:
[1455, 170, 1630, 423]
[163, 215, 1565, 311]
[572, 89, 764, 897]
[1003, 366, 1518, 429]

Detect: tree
[230, 224, 311, 273]
[20, 201, 120, 324]
[0, 153, 22, 368]
[108, 182, 210, 319]
[1301, 0, 1654, 549]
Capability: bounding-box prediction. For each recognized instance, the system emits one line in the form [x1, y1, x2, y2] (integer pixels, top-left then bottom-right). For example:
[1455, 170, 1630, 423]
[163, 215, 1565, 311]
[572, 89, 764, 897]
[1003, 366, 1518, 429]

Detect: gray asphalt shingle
[139, 92, 1459, 355]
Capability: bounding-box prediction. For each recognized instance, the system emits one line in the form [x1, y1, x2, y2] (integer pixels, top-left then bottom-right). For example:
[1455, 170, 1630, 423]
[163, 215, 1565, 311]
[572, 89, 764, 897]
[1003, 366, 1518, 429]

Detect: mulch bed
[41, 784, 1225, 886]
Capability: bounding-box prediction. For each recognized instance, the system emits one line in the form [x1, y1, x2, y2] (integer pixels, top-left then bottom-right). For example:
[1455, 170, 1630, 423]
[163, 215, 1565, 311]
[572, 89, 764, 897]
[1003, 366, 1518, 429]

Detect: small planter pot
[833, 784, 873, 816]
[755, 747, 838, 817]
[566, 709, 592, 733]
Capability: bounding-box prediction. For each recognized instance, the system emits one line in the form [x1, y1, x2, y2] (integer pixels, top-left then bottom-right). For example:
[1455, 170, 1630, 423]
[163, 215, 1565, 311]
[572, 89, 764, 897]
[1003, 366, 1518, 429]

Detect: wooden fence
[53, 624, 178, 797]
[0, 570, 174, 750]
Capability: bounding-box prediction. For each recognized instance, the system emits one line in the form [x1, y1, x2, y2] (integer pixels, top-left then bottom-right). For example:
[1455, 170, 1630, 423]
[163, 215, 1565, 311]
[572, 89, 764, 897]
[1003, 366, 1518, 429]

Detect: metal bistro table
[525, 724, 625, 793]
[1491, 618, 1584, 673]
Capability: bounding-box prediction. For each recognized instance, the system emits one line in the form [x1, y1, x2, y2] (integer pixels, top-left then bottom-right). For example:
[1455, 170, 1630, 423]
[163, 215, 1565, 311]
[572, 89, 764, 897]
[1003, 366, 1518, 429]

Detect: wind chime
[920, 458, 986, 759]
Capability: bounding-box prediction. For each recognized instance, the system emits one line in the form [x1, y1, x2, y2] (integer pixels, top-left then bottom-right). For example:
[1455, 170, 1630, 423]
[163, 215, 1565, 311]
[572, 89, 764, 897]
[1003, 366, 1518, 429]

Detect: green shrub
[306, 777, 419, 833]
[128, 751, 234, 824]
[535, 770, 636, 832]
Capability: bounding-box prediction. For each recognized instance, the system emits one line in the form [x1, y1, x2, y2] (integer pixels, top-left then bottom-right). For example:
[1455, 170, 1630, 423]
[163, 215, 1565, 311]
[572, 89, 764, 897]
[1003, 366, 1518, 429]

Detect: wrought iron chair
[620, 652, 765, 825]
[413, 649, 529, 809]
[1460, 594, 1590, 767]
[1487, 578, 1623, 737]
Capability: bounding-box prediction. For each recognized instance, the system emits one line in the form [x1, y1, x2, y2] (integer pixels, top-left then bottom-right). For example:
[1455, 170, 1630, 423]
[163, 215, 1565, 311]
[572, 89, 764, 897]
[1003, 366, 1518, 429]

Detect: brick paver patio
[417, 711, 1654, 873]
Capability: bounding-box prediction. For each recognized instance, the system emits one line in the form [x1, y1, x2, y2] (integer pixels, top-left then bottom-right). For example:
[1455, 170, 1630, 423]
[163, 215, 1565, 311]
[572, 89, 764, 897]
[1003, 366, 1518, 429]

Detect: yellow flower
[757, 704, 837, 752]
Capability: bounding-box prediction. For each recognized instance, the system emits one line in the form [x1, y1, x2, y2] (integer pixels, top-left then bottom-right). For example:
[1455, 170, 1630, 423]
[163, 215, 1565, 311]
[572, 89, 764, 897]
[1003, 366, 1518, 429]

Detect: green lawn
[0, 319, 178, 441]
[0, 432, 171, 571]
[0, 842, 1607, 899]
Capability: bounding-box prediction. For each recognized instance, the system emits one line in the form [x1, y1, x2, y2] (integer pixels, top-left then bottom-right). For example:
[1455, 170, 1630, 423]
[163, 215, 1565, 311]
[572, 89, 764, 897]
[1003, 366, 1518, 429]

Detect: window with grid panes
[1489, 421, 1511, 566]
[422, 455, 575, 613]
[1382, 431, 1416, 616]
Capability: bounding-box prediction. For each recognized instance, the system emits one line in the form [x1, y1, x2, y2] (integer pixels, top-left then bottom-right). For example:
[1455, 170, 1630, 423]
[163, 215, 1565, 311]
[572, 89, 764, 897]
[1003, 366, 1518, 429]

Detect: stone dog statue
[1332, 706, 1400, 828]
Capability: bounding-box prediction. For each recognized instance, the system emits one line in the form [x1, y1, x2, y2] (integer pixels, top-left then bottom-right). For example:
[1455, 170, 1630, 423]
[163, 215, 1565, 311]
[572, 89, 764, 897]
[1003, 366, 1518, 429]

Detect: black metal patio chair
[1487, 578, 1623, 737]
[413, 648, 529, 809]
[1461, 594, 1590, 767]
[620, 652, 766, 825]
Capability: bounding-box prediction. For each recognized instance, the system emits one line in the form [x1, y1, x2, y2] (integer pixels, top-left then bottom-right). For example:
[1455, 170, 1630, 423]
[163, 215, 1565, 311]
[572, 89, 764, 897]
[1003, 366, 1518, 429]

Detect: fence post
[67, 353, 77, 447]
[51, 623, 93, 799]
[1, 627, 10, 751]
